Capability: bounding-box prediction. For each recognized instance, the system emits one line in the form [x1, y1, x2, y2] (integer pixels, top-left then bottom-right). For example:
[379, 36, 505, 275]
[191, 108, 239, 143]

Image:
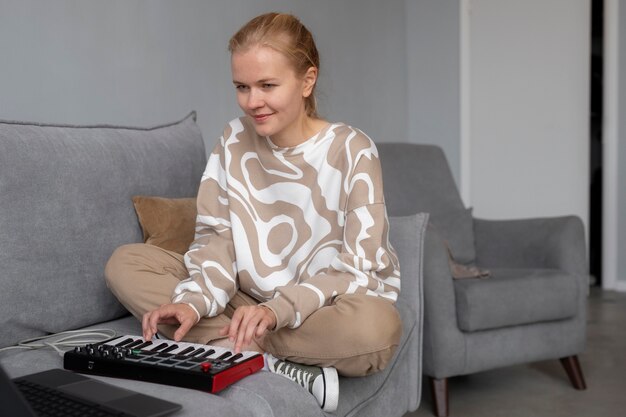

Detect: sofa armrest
[389, 213, 428, 314]
[473, 215, 588, 277]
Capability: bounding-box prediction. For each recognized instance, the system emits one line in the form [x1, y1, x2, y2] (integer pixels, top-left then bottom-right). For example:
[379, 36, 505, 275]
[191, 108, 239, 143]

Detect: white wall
[0, 0, 407, 150]
[466, 0, 590, 232]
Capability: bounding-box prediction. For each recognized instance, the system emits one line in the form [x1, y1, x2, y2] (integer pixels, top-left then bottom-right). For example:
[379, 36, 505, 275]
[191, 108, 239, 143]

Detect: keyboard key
[177, 346, 195, 356]
[217, 351, 232, 360]
[161, 344, 179, 354]
[113, 337, 134, 347]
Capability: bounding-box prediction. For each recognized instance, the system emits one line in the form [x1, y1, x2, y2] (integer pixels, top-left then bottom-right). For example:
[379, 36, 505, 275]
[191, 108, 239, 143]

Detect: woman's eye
[235, 85, 249, 91]
[262, 83, 276, 89]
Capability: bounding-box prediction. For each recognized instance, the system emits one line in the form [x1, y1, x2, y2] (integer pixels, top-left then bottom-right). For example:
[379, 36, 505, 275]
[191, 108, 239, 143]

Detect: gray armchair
[377, 143, 588, 417]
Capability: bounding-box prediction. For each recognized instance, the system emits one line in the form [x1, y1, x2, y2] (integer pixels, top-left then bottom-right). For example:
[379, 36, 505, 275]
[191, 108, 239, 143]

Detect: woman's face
[231, 45, 315, 146]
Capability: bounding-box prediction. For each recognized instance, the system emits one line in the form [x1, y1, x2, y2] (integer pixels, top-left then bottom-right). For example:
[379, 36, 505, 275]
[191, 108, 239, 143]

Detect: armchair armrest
[473, 215, 588, 277]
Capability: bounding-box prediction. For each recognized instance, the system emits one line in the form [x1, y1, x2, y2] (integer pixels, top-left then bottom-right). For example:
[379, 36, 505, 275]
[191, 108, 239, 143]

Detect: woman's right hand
[142, 303, 199, 342]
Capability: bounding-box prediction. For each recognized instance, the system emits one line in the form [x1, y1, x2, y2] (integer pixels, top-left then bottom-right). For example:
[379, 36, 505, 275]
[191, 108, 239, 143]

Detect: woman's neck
[269, 116, 328, 148]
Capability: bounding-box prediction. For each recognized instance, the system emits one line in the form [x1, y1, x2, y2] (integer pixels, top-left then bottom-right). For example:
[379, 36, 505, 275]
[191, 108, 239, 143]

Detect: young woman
[105, 12, 401, 412]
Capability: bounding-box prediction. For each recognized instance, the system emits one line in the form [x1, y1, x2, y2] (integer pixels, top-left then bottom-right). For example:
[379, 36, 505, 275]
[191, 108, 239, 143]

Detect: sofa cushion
[454, 268, 579, 332]
[0, 112, 206, 348]
[133, 196, 197, 254]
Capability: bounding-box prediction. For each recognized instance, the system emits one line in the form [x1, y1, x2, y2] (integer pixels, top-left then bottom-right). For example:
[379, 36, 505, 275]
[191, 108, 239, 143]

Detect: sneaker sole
[321, 367, 339, 412]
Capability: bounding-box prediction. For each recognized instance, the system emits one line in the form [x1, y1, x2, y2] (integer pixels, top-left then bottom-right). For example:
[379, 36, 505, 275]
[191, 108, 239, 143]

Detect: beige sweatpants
[104, 243, 402, 377]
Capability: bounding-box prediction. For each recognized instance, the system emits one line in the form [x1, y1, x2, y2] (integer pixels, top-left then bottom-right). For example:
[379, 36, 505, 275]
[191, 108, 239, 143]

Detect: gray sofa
[0, 112, 427, 417]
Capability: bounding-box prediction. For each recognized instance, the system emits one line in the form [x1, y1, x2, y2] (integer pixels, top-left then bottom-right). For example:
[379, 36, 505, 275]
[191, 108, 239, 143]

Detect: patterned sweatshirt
[172, 117, 400, 330]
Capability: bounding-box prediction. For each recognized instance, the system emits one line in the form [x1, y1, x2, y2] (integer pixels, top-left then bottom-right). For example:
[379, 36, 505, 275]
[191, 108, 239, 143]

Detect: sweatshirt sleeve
[171, 135, 238, 318]
[261, 144, 401, 330]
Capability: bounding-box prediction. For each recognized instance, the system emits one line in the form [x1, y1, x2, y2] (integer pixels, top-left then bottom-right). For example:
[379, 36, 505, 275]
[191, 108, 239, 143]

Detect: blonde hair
[229, 13, 320, 118]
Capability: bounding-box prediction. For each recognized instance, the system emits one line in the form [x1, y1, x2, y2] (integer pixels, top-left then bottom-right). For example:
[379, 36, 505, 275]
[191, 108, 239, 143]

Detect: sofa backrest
[0, 112, 206, 348]
[377, 143, 476, 264]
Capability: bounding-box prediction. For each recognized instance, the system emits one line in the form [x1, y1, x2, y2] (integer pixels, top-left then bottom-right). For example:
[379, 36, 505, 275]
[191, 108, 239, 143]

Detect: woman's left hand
[220, 305, 277, 353]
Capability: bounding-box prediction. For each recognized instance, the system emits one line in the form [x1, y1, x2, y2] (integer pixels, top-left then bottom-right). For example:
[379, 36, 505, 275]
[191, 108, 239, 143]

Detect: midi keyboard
[63, 335, 264, 393]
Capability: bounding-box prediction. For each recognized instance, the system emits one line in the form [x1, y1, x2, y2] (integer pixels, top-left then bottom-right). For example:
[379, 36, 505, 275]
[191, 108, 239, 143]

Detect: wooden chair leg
[429, 377, 449, 417]
[560, 355, 587, 390]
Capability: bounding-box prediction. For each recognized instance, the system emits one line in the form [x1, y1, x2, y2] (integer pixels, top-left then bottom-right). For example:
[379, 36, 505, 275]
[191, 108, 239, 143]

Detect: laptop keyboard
[15, 379, 124, 417]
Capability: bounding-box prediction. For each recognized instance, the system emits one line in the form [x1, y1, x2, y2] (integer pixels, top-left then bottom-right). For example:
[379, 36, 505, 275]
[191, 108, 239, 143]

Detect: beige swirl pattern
[172, 117, 400, 330]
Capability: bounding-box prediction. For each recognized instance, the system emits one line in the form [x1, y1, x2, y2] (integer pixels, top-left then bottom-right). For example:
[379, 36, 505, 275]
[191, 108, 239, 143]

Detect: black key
[189, 348, 205, 356]
[229, 353, 244, 362]
[217, 351, 232, 360]
[125, 339, 144, 349]
[114, 337, 134, 347]
[200, 349, 216, 358]
[134, 340, 153, 350]
[177, 346, 195, 356]
[150, 342, 169, 352]
[161, 344, 179, 353]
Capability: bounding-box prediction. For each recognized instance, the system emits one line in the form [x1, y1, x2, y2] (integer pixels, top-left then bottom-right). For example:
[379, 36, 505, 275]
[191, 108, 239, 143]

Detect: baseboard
[605, 280, 626, 292]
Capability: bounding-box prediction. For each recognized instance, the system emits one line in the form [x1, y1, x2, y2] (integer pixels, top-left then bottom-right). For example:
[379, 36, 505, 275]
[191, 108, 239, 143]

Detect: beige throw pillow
[132, 196, 197, 254]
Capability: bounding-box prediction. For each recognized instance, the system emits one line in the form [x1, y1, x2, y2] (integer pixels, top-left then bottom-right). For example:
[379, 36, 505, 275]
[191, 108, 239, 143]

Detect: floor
[405, 288, 626, 417]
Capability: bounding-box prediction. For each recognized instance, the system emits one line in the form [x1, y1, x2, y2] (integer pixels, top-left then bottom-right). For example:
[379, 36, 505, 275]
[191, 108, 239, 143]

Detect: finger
[228, 310, 243, 343]
[218, 324, 230, 337]
[245, 308, 268, 347]
[148, 307, 167, 337]
[255, 316, 271, 338]
[254, 307, 275, 339]
[144, 310, 165, 340]
[242, 314, 262, 349]
[173, 315, 195, 342]
[235, 310, 256, 353]
[148, 305, 181, 338]
[238, 308, 265, 353]
[142, 312, 153, 341]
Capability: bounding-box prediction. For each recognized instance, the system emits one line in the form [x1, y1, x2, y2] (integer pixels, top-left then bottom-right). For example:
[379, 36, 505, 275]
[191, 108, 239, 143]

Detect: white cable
[0, 329, 117, 357]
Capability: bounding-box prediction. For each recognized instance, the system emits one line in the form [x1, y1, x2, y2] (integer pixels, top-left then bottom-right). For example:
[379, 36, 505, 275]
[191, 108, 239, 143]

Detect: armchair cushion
[454, 268, 579, 332]
[473, 216, 587, 277]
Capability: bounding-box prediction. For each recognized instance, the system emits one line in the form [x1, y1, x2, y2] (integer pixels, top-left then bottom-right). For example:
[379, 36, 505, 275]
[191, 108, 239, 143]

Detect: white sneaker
[265, 354, 339, 412]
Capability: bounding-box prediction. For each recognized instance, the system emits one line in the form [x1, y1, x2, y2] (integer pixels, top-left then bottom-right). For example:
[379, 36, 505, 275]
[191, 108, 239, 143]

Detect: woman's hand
[142, 303, 199, 342]
[220, 305, 277, 353]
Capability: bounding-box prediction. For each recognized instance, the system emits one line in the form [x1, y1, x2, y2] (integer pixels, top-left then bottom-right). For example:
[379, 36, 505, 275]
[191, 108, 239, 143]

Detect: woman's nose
[246, 89, 263, 109]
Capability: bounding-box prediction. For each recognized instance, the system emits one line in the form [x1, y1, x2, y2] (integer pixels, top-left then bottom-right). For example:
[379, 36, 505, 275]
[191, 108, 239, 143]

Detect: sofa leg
[429, 377, 449, 417]
[560, 355, 587, 390]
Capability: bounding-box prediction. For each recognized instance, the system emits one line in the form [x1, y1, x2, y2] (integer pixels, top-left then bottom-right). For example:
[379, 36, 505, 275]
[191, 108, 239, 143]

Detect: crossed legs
[105, 243, 402, 377]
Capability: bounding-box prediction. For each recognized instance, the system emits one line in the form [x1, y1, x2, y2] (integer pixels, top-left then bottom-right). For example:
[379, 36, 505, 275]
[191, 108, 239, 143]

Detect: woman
[105, 12, 401, 412]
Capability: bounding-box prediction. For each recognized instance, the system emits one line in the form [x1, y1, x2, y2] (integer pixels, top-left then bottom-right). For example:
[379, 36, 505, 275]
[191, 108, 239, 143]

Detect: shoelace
[276, 361, 314, 389]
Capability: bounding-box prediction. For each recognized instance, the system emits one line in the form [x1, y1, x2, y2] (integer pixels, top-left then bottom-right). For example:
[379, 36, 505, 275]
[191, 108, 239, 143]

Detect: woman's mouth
[253, 113, 273, 123]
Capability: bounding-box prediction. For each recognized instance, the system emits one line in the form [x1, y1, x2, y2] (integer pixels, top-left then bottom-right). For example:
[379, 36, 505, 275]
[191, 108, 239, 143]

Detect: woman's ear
[302, 66, 318, 98]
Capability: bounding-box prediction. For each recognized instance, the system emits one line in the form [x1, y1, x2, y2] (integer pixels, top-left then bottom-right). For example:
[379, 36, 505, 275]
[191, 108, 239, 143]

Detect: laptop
[0, 364, 181, 417]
